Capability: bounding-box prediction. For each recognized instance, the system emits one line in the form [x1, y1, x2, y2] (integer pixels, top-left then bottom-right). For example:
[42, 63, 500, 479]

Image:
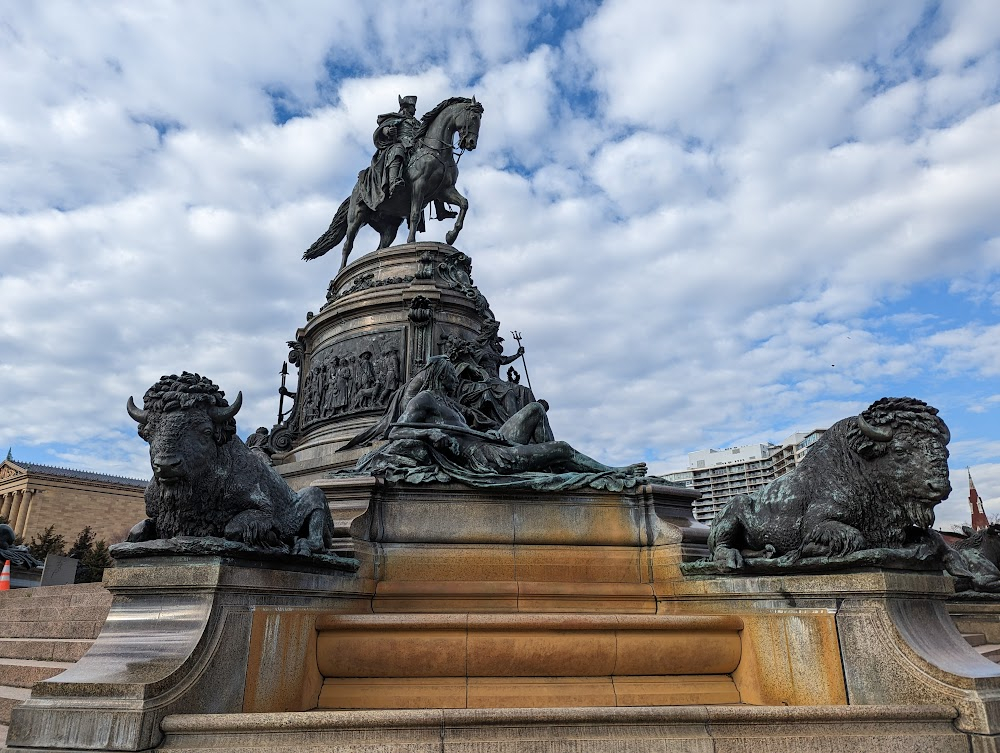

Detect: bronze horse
[304, 97, 484, 270]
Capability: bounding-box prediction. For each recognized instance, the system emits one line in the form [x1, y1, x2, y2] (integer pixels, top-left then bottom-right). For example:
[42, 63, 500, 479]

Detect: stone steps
[0, 637, 93, 662]
[963, 631, 987, 647]
[0, 685, 31, 725]
[0, 619, 104, 640]
[0, 581, 108, 600]
[315, 613, 745, 710]
[155, 705, 968, 753]
[977, 643, 1000, 662]
[961, 632, 1000, 662]
[0, 658, 74, 688]
[0, 583, 111, 739]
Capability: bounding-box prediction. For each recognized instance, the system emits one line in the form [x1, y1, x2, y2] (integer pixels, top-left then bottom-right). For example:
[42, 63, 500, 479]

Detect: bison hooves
[712, 546, 744, 571]
[801, 521, 865, 558]
[291, 539, 313, 557]
[126, 519, 156, 543]
[223, 520, 280, 549]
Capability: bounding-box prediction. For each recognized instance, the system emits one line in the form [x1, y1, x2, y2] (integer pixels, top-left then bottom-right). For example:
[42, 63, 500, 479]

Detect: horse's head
[457, 97, 483, 150]
[420, 96, 485, 152]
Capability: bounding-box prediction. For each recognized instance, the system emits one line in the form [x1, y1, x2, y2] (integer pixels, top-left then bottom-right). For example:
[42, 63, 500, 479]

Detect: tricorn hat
[398, 95, 418, 108]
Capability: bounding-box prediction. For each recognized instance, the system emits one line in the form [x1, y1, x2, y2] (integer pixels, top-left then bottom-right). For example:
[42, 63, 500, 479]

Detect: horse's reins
[418, 136, 466, 164]
[409, 103, 478, 217]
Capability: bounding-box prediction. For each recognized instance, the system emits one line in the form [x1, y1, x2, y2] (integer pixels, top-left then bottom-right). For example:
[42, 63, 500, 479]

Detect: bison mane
[845, 396, 947, 460]
[141, 372, 238, 445]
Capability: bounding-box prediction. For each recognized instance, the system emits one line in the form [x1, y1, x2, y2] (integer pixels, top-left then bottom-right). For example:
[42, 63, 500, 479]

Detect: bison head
[848, 396, 951, 528]
[127, 372, 241, 492]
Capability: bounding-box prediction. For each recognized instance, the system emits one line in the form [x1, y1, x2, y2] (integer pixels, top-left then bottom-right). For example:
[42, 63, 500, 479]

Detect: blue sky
[2, 1, 1000, 530]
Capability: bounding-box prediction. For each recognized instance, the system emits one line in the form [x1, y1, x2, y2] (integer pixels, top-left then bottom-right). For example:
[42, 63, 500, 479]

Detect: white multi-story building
[664, 430, 825, 524]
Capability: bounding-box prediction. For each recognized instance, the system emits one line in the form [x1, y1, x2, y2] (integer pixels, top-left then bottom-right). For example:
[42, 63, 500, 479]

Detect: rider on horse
[303, 94, 482, 269]
[364, 95, 457, 219]
[374, 95, 420, 200]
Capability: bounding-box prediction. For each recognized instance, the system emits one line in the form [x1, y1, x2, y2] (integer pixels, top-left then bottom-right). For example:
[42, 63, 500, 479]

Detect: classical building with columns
[0, 457, 147, 546]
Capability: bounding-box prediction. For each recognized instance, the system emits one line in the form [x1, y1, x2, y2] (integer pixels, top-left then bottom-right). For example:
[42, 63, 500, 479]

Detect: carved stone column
[17, 489, 36, 539]
[0, 492, 12, 520]
[7, 490, 23, 533]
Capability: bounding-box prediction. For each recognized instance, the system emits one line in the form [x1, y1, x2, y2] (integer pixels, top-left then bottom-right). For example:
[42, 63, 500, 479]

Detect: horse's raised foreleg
[438, 184, 469, 247]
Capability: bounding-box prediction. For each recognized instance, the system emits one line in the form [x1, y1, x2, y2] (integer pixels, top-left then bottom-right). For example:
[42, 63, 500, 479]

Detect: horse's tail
[303, 197, 350, 260]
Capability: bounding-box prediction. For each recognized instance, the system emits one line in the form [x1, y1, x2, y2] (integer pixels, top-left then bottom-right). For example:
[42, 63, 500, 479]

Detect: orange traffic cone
[0, 560, 9, 590]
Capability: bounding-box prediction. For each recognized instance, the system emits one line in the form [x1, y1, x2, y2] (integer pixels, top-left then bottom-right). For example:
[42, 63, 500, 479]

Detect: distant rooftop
[6, 458, 148, 488]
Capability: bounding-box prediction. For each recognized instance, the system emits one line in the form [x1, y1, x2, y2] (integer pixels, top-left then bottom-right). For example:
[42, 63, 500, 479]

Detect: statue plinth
[331, 477, 702, 614]
[5, 556, 372, 752]
[269, 242, 495, 488]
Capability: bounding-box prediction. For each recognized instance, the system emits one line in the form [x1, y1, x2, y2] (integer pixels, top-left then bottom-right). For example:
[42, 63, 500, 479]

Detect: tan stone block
[318, 677, 467, 709]
[512, 544, 643, 584]
[373, 580, 518, 613]
[318, 627, 468, 678]
[467, 676, 617, 708]
[613, 675, 741, 706]
[731, 611, 848, 706]
[614, 629, 741, 675]
[372, 495, 516, 544]
[511, 497, 644, 546]
[517, 581, 656, 614]
[650, 544, 686, 586]
[467, 628, 616, 677]
[243, 610, 325, 712]
[379, 542, 516, 582]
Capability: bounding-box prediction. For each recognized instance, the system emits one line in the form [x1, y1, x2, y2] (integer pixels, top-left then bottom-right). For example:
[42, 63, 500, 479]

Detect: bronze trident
[510, 331, 533, 393]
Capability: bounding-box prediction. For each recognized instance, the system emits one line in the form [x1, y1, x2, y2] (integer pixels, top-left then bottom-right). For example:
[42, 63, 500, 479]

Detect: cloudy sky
[2, 1, 1000, 530]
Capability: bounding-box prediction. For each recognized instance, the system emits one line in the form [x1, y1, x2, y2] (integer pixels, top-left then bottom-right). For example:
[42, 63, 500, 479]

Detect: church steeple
[970, 468, 989, 531]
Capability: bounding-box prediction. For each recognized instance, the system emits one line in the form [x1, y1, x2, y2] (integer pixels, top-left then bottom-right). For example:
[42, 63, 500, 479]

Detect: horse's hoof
[445, 231, 457, 245]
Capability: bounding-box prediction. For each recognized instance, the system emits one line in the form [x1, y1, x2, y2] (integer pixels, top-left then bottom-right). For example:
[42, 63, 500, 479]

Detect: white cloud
[2, 1, 1000, 530]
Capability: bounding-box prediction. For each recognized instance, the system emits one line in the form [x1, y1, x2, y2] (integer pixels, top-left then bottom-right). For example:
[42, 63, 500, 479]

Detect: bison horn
[126, 396, 148, 425]
[209, 391, 243, 424]
[857, 413, 893, 442]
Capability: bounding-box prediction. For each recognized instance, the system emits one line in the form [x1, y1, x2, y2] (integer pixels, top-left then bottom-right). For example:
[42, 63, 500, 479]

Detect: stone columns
[0, 491, 13, 520]
[6, 490, 23, 532]
[16, 489, 36, 539]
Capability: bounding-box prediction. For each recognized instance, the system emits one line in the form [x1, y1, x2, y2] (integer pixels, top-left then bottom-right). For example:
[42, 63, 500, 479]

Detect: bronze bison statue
[709, 397, 957, 571]
[950, 524, 1000, 593]
[125, 372, 334, 556]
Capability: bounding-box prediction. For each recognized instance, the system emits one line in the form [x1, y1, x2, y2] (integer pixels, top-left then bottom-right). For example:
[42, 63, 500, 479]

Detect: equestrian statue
[304, 95, 484, 270]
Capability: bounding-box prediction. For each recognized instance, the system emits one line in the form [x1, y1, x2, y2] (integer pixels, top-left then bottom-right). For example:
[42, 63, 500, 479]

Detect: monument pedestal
[9, 481, 1000, 752]
[340, 476, 706, 614]
[666, 570, 1000, 738]
[268, 243, 502, 488]
[5, 557, 369, 752]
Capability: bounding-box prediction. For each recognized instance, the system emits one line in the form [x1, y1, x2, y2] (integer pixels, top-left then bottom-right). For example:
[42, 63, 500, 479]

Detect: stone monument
[10, 93, 1000, 753]
[264, 242, 543, 490]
